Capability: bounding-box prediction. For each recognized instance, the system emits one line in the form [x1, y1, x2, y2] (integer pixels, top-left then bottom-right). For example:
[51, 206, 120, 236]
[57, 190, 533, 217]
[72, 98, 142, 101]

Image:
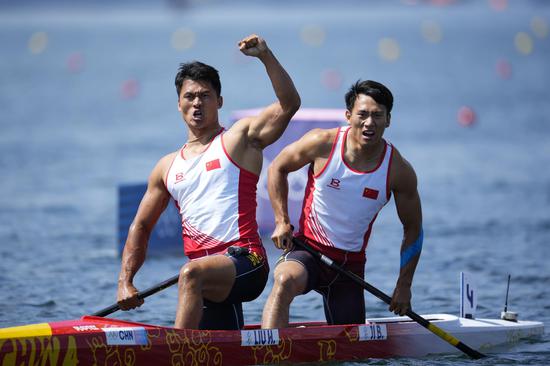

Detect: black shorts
[199, 246, 269, 330]
[277, 247, 366, 325]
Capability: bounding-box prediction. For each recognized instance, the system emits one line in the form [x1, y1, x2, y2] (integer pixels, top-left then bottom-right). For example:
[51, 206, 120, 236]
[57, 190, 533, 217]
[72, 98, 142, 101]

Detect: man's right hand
[271, 222, 294, 250]
[238, 34, 269, 59]
[117, 281, 144, 310]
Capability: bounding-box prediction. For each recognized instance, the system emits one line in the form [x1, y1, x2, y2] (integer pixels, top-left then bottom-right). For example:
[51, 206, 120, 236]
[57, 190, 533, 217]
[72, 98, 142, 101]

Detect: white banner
[460, 272, 477, 319]
[102, 327, 148, 346]
[241, 329, 280, 346]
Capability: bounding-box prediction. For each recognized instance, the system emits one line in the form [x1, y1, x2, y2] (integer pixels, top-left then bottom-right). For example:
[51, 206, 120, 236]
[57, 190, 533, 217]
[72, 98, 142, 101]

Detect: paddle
[291, 237, 486, 359]
[92, 274, 179, 317]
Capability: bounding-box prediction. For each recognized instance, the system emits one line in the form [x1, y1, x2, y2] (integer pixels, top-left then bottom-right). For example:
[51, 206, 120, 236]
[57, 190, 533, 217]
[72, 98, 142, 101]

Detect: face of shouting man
[178, 79, 223, 131]
[346, 93, 390, 149]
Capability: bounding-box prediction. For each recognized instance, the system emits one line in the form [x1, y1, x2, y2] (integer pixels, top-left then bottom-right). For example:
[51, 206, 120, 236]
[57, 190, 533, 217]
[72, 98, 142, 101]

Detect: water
[1, 0, 549, 364]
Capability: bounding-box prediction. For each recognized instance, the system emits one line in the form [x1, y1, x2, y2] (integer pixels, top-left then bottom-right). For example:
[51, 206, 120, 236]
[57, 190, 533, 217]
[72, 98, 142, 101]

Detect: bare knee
[272, 271, 305, 304]
[179, 262, 203, 289]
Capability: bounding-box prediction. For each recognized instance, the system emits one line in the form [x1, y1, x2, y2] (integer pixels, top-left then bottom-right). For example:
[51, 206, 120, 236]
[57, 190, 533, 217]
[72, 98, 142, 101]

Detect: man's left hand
[389, 285, 411, 316]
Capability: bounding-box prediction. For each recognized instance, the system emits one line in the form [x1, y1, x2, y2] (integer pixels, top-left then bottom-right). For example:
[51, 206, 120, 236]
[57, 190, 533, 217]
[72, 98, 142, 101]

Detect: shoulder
[269, 128, 339, 168]
[226, 116, 260, 141]
[389, 146, 418, 192]
[224, 117, 256, 148]
[158, 151, 179, 170]
[297, 127, 339, 153]
[303, 127, 339, 143]
[150, 151, 178, 185]
[227, 116, 253, 134]
[272, 127, 340, 163]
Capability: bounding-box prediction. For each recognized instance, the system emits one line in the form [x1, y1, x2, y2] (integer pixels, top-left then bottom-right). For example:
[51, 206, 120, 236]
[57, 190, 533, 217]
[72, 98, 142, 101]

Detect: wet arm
[117, 158, 172, 307]
[390, 156, 423, 315]
[239, 35, 301, 148]
[268, 130, 329, 249]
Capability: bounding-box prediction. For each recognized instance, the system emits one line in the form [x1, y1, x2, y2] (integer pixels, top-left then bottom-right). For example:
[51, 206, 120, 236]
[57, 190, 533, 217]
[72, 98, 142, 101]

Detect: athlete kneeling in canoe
[116, 34, 300, 330]
[262, 80, 422, 328]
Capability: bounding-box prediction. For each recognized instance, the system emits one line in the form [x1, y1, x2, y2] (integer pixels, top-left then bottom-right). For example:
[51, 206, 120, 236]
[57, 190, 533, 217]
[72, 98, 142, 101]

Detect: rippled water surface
[1, 1, 549, 364]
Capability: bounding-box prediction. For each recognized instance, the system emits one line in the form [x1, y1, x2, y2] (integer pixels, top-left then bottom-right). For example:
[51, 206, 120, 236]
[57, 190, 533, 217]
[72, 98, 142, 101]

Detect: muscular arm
[268, 129, 334, 249]
[228, 35, 301, 151]
[117, 154, 173, 310]
[389, 150, 423, 315]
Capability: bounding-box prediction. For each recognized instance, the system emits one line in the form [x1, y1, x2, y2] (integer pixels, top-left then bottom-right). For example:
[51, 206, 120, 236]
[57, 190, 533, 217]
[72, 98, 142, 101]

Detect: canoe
[0, 313, 543, 365]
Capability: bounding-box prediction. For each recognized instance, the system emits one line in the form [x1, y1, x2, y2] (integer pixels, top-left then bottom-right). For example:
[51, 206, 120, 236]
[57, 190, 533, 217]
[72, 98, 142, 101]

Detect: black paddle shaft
[92, 274, 179, 317]
[292, 237, 486, 359]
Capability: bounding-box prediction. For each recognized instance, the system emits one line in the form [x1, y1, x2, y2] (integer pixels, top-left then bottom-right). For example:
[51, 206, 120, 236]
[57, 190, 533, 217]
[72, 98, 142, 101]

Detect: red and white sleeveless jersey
[298, 126, 393, 256]
[165, 130, 260, 257]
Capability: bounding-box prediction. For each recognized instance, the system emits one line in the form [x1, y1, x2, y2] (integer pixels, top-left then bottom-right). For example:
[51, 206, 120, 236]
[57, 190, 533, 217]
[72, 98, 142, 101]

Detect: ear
[217, 96, 223, 109]
[386, 113, 391, 128]
[177, 98, 182, 112]
[345, 110, 352, 125]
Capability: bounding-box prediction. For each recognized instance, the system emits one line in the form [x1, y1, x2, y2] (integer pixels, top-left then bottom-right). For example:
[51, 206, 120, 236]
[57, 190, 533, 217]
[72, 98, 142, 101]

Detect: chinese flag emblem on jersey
[362, 187, 379, 200]
[206, 159, 221, 171]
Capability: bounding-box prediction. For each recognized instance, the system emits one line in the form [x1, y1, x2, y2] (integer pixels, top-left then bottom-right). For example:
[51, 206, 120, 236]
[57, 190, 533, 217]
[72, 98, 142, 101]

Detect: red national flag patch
[205, 159, 221, 171]
[362, 187, 379, 200]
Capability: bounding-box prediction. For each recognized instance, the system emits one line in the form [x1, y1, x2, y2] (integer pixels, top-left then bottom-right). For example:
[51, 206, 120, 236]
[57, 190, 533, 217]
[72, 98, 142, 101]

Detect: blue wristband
[400, 228, 423, 268]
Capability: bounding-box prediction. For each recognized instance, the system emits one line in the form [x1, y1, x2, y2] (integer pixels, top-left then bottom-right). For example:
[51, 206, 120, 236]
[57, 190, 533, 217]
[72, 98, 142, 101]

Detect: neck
[346, 137, 385, 163]
[186, 125, 222, 145]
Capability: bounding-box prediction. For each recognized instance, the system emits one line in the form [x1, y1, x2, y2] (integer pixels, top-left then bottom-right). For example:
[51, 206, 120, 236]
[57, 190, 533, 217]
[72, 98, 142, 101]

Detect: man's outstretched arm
[234, 34, 301, 148]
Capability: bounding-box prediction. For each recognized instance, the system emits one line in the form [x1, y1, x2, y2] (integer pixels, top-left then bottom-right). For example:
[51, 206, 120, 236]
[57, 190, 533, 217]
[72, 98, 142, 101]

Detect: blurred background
[1, 0, 549, 363]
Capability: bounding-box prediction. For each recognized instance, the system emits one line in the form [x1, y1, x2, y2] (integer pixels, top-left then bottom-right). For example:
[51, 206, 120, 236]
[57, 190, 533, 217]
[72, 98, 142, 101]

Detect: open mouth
[362, 130, 375, 139]
[192, 109, 203, 120]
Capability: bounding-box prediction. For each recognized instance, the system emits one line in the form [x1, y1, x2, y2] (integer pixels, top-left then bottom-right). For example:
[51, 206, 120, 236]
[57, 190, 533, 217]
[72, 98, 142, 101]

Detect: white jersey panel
[166, 133, 241, 247]
[306, 127, 392, 252]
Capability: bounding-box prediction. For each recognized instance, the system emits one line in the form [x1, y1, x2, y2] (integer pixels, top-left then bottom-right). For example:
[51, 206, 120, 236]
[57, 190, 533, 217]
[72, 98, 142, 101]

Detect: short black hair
[175, 61, 221, 97]
[345, 80, 393, 114]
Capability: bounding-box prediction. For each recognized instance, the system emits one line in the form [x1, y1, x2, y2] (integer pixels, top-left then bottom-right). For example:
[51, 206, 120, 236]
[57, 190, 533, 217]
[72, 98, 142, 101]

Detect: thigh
[318, 262, 366, 324]
[225, 248, 269, 303]
[277, 247, 321, 294]
[186, 254, 237, 302]
[322, 275, 365, 324]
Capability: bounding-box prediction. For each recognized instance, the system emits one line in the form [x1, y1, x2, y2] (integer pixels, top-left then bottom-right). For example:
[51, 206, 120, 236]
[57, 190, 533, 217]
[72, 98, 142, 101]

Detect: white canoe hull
[366, 313, 544, 356]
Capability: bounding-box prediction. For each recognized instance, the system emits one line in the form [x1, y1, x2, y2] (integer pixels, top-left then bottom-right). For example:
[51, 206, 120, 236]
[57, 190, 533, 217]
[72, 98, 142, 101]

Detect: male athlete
[262, 80, 422, 328]
[117, 34, 300, 330]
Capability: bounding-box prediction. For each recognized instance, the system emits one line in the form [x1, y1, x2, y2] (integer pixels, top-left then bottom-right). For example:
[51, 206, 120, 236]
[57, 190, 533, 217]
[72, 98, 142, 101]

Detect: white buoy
[501, 311, 518, 322]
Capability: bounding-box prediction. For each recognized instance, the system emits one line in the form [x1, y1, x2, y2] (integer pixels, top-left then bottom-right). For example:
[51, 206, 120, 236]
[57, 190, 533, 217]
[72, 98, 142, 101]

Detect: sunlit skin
[116, 34, 300, 330]
[344, 94, 391, 171]
[178, 80, 223, 134]
[262, 90, 422, 329]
